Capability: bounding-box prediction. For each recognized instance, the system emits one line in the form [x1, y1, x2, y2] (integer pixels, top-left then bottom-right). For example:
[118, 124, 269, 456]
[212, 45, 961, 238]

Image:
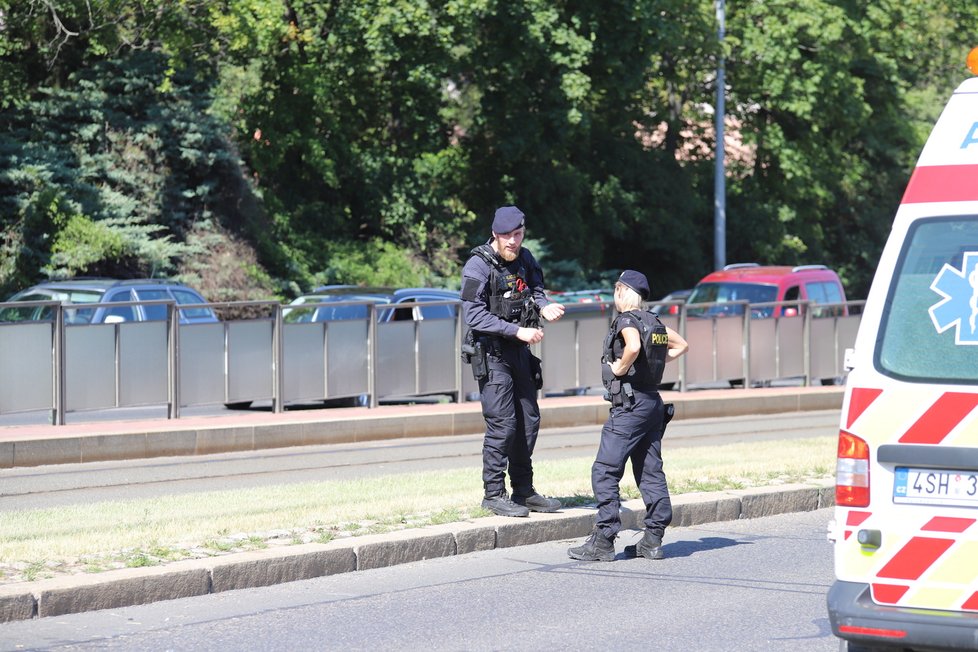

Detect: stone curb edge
[0, 480, 835, 623]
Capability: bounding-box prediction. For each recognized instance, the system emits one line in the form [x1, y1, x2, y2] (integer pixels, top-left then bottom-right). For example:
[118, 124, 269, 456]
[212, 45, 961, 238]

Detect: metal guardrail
[0, 298, 863, 424]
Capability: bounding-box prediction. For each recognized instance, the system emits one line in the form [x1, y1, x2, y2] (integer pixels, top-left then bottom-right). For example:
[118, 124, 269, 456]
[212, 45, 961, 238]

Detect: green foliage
[1, 0, 977, 300]
[313, 238, 433, 289]
[46, 216, 195, 280]
[0, 49, 283, 297]
[49, 215, 125, 274]
[726, 0, 978, 294]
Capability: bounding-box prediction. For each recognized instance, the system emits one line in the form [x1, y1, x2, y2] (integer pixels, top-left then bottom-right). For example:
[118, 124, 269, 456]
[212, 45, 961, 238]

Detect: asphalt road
[0, 508, 839, 651]
[0, 410, 840, 511]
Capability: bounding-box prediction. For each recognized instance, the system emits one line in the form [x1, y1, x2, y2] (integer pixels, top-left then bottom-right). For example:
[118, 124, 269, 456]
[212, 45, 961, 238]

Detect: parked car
[283, 286, 396, 323]
[378, 288, 460, 321]
[548, 289, 614, 315]
[272, 286, 461, 411]
[0, 278, 218, 324]
[685, 263, 847, 318]
[283, 286, 460, 323]
[650, 289, 692, 316]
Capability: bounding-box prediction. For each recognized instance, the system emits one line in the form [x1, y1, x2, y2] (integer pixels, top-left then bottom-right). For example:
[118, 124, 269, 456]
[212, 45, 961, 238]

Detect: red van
[685, 263, 847, 318]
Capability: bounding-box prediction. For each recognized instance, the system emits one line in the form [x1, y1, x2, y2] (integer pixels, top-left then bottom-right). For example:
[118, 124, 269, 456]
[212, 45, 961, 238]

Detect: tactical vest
[602, 310, 669, 390]
[470, 244, 538, 326]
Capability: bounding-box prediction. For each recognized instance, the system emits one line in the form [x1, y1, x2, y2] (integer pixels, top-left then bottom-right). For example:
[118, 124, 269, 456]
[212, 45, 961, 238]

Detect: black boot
[481, 492, 530, 518]
[625, 529, 664, 560]
[567, 529, 615, 562]
[512, 488, 561, 513]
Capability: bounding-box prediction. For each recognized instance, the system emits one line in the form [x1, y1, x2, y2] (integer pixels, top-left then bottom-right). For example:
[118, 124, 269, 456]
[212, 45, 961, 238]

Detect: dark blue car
[1, 279, 218, 324]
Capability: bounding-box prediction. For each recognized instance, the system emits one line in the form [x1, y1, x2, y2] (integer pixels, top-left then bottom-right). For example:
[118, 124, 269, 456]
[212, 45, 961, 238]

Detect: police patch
[461, 277, 481, 301]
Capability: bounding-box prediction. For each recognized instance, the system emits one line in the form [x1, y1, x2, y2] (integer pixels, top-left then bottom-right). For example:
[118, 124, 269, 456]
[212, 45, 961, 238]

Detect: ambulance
[828, 50, 978, 651]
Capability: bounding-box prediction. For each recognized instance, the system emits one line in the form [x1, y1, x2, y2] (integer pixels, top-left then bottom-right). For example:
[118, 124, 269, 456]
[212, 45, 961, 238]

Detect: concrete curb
[0, 480, 835, 623]
[0, 387, 844, 469]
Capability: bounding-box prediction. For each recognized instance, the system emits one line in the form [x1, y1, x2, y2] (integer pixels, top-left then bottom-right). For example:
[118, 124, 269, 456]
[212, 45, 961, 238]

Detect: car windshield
[0, 292, 57, 321]
[11, 288, 102, 324]
[686, 282, 778, 317]
[688, 282, 779, 305]
[877, 216, 978, 384]
[379, 295, 458, 321]
[56, 290, 104, 324]
[284, 295, 390, 323]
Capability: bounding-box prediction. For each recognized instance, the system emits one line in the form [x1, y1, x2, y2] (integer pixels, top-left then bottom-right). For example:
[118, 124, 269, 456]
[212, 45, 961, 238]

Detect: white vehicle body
[828, 76, 978, 650]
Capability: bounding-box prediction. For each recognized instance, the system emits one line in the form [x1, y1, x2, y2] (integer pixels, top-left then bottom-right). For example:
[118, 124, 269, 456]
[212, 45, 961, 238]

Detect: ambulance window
[876, 216, 978, 383]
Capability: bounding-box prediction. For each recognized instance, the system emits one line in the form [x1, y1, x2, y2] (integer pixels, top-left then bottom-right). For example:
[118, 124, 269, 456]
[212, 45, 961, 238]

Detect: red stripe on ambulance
[877, 538, 955, 580]
[899, 393, 978, 444]
[846, 511, 871, 527]
[922, 517, 976, 533]
[963, 592, 978, 611]
[901, 164, 978, 204]
[846, 387, 883, 429]
[872, 583, 910, 604]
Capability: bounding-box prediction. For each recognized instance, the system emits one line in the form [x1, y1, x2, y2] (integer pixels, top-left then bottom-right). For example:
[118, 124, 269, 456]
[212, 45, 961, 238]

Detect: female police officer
[568, 270, 688, 561]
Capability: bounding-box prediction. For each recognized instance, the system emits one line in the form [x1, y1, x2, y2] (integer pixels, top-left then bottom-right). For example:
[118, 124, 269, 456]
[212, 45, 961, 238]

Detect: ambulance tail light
[838, 625, 907, 640]
[836, 430, 870, 507]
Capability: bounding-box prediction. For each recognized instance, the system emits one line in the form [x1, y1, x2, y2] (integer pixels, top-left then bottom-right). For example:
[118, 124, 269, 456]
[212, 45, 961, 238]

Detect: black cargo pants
[478, 340, 541, 497]
[591, 388, 672, 539]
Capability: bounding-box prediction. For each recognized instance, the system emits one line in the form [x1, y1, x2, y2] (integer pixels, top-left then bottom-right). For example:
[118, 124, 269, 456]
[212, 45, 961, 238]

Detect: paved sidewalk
[0, 385, 843, 623]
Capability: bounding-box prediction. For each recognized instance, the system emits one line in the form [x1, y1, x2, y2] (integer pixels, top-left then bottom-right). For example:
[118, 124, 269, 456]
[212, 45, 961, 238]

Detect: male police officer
[460, 206, 565, 517]
[568, 270, 688, 560]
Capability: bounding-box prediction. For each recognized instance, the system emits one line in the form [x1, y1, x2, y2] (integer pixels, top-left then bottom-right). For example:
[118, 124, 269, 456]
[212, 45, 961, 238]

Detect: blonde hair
[615, 282, 644, 311]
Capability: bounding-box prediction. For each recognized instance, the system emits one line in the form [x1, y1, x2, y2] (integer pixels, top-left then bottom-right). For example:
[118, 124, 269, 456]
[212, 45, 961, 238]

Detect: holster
[461, 331, 488, 382]
[661, 402, 675, 435]
[529, 353, 543, 390]
[601, 359, 615, 403]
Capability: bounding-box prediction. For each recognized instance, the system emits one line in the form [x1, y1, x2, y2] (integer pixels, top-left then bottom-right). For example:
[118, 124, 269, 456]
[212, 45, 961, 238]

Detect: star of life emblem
[929, 251, 978, 344]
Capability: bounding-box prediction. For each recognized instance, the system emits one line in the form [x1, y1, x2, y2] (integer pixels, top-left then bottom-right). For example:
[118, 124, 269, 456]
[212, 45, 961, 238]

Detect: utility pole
[714, 0, 727, 271]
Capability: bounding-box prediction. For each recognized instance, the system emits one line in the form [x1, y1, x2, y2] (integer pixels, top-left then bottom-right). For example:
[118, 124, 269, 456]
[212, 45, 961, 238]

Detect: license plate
[894, 467, 978, 507]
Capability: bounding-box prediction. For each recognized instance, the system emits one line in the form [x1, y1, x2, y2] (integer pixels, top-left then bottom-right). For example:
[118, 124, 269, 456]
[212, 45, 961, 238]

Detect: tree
[725, 0, 978, 296]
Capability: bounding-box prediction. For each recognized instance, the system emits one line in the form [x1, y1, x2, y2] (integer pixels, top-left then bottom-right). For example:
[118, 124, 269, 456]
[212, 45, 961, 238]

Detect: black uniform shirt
[460, 243, 549, 339]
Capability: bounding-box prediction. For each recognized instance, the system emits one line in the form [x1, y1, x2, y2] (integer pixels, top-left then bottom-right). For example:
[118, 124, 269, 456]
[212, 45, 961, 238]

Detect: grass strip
[0, 435, 834, 584]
